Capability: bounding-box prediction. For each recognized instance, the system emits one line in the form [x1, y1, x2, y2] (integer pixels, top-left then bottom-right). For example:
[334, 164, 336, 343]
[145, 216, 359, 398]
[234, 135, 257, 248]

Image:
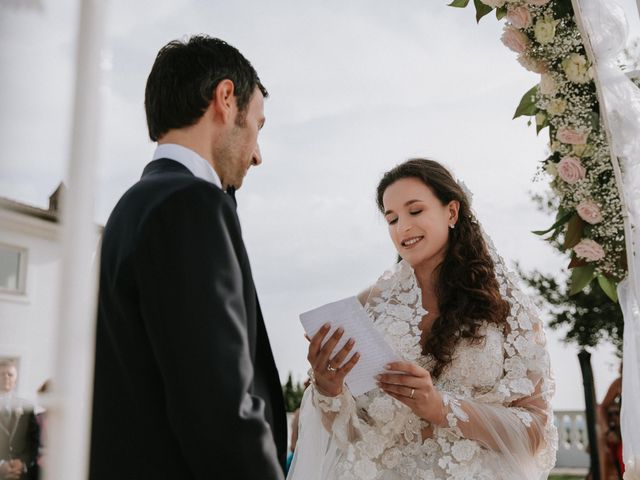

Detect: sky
[1, 0, 638, 409]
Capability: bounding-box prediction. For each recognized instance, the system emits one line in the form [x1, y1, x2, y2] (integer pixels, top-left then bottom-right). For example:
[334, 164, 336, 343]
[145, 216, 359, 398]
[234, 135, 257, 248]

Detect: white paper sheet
[299, 296, 402, 397]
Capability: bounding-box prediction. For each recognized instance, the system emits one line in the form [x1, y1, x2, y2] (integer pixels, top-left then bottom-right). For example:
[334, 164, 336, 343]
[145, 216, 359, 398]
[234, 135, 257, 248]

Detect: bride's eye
[409, 210, 423, 216]
[387, 217, 398, 225]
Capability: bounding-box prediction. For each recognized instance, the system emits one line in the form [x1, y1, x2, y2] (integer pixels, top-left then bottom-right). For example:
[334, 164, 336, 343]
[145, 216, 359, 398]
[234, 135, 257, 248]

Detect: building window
[0, 244, 27, 295]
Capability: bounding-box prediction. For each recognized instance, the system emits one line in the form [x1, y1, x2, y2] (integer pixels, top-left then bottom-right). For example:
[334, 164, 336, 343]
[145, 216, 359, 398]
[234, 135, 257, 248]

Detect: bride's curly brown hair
[376, 159, 510, 379]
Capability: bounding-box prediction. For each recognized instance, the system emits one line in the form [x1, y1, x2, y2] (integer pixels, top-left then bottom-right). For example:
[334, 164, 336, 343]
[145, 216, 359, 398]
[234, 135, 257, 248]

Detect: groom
[90, 36, 286, 479]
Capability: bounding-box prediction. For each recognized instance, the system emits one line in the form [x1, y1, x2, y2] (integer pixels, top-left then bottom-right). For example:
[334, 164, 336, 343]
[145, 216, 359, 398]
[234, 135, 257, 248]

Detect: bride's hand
[306, 323, 360, 397]
[376, 361, 446, 426]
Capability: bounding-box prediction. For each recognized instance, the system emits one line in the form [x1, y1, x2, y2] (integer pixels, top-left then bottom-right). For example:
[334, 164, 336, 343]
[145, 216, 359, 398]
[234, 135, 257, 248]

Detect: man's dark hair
[144, 35, 268, 142]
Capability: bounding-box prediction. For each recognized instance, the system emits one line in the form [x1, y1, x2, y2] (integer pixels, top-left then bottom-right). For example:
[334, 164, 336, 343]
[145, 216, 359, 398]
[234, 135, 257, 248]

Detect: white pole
[44, 0, 107, 479]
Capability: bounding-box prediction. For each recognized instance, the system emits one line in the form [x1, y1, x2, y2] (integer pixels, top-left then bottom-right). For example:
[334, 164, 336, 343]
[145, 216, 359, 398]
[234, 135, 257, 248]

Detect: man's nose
[251, 144, 262, 166]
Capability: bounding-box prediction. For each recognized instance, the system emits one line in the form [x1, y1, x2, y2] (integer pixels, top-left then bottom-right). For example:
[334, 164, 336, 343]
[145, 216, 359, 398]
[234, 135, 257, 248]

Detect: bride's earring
[449, 224, 455, 229]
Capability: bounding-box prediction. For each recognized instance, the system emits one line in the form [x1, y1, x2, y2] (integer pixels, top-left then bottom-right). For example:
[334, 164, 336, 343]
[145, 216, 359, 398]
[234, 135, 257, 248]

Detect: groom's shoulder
[107, 171, 232, 232]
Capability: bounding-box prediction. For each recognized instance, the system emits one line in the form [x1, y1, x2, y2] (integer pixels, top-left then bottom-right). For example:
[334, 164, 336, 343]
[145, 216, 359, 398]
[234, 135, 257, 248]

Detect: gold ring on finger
[327, 363, 337, 372]
[409, 388, 415, 399]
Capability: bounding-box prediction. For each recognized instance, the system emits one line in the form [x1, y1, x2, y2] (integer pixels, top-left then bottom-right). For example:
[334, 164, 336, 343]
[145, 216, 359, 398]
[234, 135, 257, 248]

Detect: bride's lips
[401, 236, 424, 249]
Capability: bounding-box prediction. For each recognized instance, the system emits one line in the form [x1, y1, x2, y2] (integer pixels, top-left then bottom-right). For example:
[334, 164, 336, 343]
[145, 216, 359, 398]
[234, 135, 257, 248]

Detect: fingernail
[323, 323, 330, 329]
[385, 364, 392, 370]
[337, 327, 344, 334]
[347, 338, 354, 346]
[375, 374, 381, 380]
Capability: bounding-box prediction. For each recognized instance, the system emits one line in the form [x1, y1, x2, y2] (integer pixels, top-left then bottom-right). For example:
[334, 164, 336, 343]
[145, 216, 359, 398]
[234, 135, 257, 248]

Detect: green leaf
[448, 0, 470, 7]
[597, 275, 619, 302]
[569, 265, 595, 295]
[496, 6, 507, 20]
[532, 210, 573, 236]
[563, 214, 584, 250]
[474, 0, 493, 22]
[514, 85, 539, 119]
[536, 114, 548, 135]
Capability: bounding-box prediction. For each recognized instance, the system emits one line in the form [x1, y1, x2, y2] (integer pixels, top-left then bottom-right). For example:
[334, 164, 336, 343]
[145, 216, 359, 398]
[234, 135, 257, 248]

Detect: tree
[282, 372, 306, 413]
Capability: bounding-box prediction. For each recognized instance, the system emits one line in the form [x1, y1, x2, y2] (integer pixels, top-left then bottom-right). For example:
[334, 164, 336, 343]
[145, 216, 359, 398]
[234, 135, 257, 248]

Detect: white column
[44, 0, 107, 479]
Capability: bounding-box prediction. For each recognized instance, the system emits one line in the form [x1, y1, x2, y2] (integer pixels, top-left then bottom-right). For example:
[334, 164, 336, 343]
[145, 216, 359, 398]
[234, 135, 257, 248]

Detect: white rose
[562, 53, 592, 83]
[534, 17, 558, 44]
[546, 98, 567, 116]
[539, 73, 557, 95]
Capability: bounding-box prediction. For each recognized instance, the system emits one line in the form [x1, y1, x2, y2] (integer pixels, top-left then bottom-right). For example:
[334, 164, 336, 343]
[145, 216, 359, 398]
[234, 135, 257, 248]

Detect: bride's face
[382, 177, 458, 268]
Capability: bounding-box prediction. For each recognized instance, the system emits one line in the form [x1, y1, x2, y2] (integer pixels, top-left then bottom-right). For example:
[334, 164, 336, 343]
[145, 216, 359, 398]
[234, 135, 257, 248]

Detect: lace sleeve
[435, 262, 557, 475]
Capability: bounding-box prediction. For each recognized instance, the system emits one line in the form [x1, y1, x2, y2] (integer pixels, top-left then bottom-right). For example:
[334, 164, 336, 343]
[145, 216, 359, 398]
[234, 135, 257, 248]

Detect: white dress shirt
[152, 143, 222, 189]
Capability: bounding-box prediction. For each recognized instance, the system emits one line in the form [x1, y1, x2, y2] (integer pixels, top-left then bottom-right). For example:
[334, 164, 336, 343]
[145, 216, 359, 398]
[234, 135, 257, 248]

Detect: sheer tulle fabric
[573, 0, 640, 475]
[288, 247, 557, 480]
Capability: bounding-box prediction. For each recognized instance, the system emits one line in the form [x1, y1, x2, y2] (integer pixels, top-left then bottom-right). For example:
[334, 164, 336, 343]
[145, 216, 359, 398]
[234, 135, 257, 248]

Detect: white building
[0, 186, 63, 400]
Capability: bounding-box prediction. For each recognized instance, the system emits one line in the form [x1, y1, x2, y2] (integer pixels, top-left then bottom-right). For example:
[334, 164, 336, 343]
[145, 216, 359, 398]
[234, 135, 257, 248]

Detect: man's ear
[211, 79, 236, 123]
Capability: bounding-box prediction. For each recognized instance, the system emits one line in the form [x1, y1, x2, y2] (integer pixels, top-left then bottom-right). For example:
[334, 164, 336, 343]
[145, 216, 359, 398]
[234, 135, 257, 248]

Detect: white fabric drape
[573, 0, 640, 477]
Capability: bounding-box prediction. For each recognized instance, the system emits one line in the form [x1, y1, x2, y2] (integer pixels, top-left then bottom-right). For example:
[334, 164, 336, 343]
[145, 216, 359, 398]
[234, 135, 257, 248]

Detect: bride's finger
[314, 327, 344, 369]
[376, 372, 422, 388]
[307, 324, 330, 363]
[385, 361, 428, 378]
[338, 351, 360, 376]
[329, 338, 355, 368]
[380, 383, 415, 399]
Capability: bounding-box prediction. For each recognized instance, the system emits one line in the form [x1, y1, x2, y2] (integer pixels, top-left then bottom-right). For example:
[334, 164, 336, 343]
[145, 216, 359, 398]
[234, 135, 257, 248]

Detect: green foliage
[518, 265, 623, 353]
[532, 210, 573, 236]
[514, 85, 539, 119]
[563, 214, 584, 250]
[473, 0, 493, 22]
[569, 264, 595, 295]
[448, 0, 470, 7]
[597, 275, 618, 302]
[496, 6, 507, 20]
[282, 372, 306, 412]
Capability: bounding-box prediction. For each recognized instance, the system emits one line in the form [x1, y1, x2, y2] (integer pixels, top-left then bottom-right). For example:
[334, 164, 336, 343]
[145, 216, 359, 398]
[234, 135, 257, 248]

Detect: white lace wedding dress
[288, 253, 557, 480]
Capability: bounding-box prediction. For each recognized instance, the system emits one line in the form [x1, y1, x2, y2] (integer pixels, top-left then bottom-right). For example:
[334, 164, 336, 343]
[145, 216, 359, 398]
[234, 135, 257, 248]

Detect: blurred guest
[599, 363, 623, 480]
[0, 360, 39, 480]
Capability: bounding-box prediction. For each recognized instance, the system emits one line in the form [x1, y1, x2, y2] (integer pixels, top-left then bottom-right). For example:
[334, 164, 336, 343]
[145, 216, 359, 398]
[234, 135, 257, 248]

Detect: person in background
[0, 360, 39, 480]
[599, 363, 623, 480]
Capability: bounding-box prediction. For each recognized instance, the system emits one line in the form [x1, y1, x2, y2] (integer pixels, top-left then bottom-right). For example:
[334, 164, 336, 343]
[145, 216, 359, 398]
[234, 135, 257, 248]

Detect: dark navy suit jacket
[90, 159, 286, 479]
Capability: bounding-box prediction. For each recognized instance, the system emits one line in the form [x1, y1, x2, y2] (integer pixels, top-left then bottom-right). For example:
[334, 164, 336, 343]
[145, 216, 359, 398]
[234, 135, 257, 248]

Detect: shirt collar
[152, 144, 222, 189]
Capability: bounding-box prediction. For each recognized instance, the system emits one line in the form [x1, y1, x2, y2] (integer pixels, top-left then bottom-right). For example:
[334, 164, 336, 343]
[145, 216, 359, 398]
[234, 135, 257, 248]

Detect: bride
[288, 159, 557, 480]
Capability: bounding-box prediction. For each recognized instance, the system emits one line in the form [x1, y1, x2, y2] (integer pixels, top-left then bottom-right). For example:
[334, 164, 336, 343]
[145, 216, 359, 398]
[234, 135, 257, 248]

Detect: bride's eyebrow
[384, 199, 423, 216]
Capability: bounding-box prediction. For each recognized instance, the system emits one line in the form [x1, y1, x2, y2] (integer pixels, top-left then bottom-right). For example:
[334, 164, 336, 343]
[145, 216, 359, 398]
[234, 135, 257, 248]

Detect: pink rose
[576, 200, 603, 224]
[507, 6, 532, 29]
[517, 54, 548, 73]
[501, 26, 529, 54]
[557, 156, 586, 184]
[527, 0, 551, 5]
[557, 127, 589, 145]
[573, 239, 605, 262]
